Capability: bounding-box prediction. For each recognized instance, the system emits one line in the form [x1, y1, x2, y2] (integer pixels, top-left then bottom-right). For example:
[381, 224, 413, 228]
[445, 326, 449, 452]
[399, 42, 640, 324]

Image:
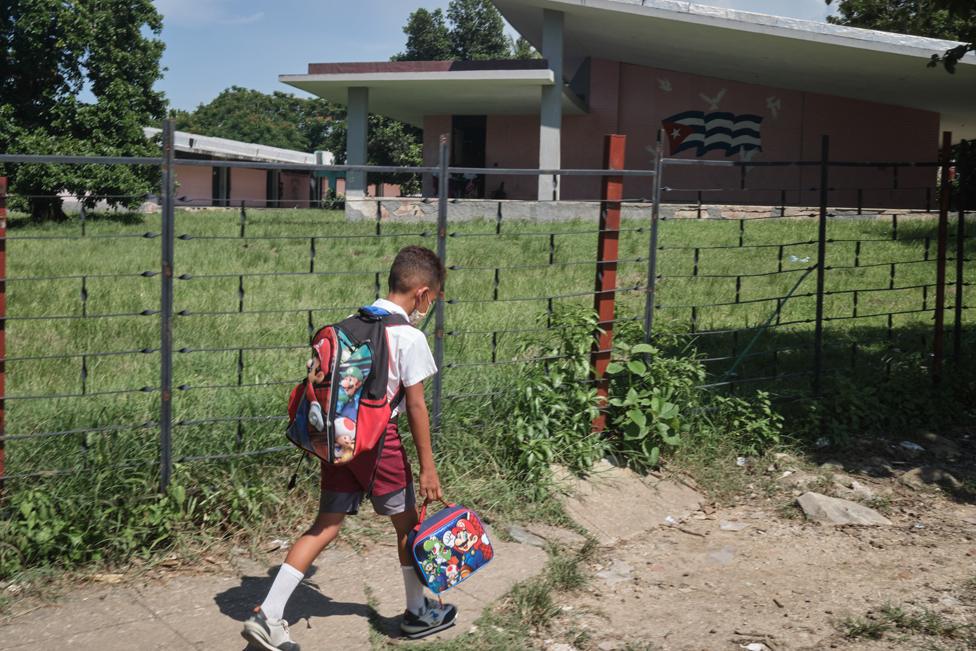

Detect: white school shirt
[370, 298, 438, 417]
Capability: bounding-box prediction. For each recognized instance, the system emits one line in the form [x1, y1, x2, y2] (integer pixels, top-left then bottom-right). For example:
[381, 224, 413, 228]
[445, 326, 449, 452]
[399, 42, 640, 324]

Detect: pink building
[281, 0, 975, 209]
[144, 128, 349, 208]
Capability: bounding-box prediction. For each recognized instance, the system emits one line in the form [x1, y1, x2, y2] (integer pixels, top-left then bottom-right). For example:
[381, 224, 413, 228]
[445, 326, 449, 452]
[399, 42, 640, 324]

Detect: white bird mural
[658, 78, 672, 92]
[766, 96, 782, 119]
[699, 88, 726, 110]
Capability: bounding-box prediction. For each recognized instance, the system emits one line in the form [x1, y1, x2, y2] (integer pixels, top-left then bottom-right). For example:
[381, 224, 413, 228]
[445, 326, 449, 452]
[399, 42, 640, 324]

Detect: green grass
[2, 205, 972, 576]
[6, 207, 967, 472]
[841, 603, 973, 646]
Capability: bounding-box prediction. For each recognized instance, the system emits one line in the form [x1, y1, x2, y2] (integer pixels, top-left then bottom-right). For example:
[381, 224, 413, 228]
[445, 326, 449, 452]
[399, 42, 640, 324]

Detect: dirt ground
[539, 430, 976, 651]
[3, 430, 975, 650]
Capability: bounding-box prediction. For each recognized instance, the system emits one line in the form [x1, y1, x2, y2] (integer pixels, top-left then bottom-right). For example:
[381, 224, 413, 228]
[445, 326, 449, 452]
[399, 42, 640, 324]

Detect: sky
[153, 0, 836, 112]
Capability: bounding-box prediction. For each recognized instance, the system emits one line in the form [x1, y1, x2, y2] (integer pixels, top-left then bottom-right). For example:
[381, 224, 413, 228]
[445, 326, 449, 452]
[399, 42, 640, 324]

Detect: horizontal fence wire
[0, 142, 969, 485]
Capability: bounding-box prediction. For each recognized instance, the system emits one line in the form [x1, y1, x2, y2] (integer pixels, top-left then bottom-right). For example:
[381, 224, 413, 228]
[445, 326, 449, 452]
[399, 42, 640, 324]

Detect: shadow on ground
[213, 563, 404, 644]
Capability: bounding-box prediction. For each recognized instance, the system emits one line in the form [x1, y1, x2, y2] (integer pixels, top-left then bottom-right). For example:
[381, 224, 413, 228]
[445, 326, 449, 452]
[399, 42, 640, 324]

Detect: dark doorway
[212, 166, 230, 207]
[451, 116, 487, 199]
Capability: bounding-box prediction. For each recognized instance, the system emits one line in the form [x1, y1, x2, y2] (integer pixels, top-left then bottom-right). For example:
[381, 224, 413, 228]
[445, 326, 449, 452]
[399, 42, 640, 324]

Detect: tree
[171, 87, 340, 152]
[447, 0, 510, 60]
[395, 8, 452, 61]
[826, 0, 975, 72]
[510, 36, 541, 60]
[0, 0, 166, 220]
[322, 113, 423, 195]
[396, 1, 514, 62]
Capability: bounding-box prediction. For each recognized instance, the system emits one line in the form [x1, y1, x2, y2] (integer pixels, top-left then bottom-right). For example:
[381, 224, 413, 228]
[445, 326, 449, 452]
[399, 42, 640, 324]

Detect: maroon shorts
[320, 420, 413, 508]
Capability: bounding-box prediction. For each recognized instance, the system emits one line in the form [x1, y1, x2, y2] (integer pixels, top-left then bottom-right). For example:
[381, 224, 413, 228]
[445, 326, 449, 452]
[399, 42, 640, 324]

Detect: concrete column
[538, 8, 564, 201]
[346, 87, 369, 198]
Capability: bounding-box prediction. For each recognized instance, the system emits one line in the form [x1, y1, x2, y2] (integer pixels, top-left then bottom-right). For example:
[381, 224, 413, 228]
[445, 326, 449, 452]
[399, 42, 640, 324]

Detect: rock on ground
[796, 491, 892, 526]
[899, 466, 962, 491]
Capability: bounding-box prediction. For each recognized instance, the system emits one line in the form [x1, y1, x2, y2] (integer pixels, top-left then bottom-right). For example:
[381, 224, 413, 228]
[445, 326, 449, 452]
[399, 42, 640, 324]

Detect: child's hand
[419, 468, 443, 502]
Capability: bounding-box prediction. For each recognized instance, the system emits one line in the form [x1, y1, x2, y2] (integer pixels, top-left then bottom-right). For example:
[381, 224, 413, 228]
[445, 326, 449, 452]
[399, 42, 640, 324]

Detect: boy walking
[242, 246, 456, 650]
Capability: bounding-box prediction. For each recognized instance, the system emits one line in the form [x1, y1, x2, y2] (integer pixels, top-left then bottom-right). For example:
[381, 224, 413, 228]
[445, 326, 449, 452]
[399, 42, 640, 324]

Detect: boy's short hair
[388, 246, 446, 293]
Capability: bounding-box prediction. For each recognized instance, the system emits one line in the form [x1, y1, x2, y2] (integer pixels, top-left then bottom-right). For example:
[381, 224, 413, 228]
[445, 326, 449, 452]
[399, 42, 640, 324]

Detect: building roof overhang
[493, 0, 976, 138]
[143, 127, 326, 164]
[279, 60, 587, 127]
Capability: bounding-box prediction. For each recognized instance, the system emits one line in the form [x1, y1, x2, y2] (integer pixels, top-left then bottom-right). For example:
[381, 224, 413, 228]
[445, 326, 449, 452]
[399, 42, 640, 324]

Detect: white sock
[260, 563, 305, 622]
[401, 566, 426, 615]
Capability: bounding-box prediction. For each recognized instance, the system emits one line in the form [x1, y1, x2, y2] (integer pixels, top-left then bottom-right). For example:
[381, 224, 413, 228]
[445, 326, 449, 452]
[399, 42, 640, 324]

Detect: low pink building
[281, 0, 975, 209]
[144, 128, 343, 208]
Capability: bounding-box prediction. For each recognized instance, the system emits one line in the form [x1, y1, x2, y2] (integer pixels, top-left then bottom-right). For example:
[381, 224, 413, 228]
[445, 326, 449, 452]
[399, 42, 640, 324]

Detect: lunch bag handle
[417, 497, 453, 522]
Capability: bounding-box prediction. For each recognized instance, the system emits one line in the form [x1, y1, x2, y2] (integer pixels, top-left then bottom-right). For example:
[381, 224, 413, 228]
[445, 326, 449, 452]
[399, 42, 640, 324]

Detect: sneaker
[399, 597, 458, 639]
[241, 607, 300, 651]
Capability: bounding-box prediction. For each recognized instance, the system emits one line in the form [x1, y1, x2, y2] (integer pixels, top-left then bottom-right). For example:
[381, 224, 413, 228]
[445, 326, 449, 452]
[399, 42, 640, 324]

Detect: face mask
[409, 292, 431, 326]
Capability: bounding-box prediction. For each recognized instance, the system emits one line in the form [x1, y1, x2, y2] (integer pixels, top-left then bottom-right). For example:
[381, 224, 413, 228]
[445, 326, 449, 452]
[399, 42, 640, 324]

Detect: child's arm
[404, 382, 443, 502]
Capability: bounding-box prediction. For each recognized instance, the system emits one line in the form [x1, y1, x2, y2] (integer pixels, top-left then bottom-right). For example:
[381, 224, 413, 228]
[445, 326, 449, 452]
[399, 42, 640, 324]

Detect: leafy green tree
[827, 0, 975, 72]
[171, 87, 340, 152]
[0, 0, 167, 220]
[447, 0, 510, 60]
[322, 114, 422, 195]
[395, 8, 452, 61]
[396, 1, 517, 62]
[510, 36, 541, 60]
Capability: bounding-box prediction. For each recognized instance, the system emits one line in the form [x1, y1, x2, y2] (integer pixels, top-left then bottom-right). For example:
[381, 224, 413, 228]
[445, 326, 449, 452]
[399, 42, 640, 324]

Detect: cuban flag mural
[661, 111, 763, 157]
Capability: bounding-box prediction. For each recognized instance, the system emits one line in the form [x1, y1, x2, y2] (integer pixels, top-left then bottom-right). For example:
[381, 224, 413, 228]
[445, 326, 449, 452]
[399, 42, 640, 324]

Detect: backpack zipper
[326, 327, 342, 464]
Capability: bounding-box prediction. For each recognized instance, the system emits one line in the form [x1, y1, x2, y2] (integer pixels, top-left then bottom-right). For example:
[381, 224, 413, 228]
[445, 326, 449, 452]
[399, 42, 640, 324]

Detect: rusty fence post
[592, 134, 626, 433]
[0, 177, 6, 493]
[933, 131, 952, 383]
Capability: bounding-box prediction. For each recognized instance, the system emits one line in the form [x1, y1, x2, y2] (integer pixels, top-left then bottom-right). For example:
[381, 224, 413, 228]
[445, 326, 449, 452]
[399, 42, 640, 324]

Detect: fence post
[0, 177, 6, 493]
[592, 134, 626, 433]
[644, 130, 664, 344]
[432, 134, 449, 433]
[955, 159, 966, 364]
[159, 120, 176, 492]
[813, 135, 829, 397]
[933, 131, 952, 383]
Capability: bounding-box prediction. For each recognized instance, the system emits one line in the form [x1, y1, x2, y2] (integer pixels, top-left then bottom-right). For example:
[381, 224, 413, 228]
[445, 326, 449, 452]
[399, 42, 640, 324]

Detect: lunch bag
[286, 306, 407, 466]
[407, 501, 494, 594]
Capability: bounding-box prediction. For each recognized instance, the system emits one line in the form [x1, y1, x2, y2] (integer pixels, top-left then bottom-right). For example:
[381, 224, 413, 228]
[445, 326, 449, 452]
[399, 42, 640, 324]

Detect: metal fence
[0, 121, 969, 490]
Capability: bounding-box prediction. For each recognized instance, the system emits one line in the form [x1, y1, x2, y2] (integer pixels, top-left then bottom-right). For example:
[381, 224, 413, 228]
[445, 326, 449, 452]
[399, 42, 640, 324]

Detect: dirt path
[4, 439, 976, 650]
[0, 536, 546, 650]
[541, 457, 976, 651]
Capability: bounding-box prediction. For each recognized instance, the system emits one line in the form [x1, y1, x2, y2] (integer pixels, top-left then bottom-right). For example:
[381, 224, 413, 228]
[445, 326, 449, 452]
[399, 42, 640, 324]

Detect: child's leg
[260, 511, 345, 621]
[285, 511, 346, 572]
[390, 508, 418, 566]
[390, 506, 427, 615]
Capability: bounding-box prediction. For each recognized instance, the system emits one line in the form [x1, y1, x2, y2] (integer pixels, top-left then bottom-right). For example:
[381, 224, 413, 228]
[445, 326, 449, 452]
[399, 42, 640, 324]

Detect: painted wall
[422, 58, 941, 208]
[173, 164, 212, 206]
[334, 178, 400, 198]
[230, 168, 267, 207]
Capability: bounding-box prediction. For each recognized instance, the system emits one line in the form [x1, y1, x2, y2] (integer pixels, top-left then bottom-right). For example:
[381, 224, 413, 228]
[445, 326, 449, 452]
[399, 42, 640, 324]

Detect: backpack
[407, 501, 494, 594]
[286, 306, 408, 466]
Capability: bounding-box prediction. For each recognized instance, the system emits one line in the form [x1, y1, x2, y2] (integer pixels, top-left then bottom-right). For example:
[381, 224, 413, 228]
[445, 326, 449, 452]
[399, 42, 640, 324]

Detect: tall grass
[1, 204, 971, 577]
